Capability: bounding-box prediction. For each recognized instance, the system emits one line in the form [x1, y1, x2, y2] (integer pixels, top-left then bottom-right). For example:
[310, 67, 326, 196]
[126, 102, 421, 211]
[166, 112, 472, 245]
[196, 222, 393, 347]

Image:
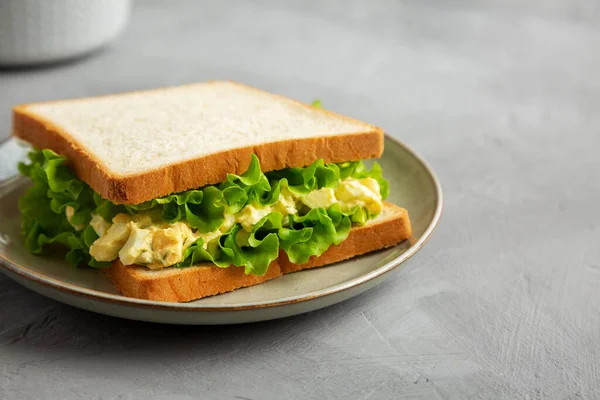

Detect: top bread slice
[12, 81, 384, 205]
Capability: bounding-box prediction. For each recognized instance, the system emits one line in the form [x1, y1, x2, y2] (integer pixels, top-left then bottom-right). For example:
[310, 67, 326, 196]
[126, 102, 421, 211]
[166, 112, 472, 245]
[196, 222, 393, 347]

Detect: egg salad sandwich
[12, 81, 412, 302]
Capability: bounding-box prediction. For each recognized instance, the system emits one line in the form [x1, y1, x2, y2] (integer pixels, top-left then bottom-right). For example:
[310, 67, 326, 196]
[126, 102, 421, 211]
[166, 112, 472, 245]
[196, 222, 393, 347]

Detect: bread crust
[12, 81, 384, 205]
[104, 260, 283, 303]
[103, 202, 411, 302]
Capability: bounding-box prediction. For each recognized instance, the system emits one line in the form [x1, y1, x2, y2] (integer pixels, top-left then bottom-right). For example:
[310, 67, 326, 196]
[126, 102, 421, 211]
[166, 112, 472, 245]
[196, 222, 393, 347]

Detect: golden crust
[103, 202, 412, 302]
[104, 260, 283, 303]
[12, 81, 384, 205]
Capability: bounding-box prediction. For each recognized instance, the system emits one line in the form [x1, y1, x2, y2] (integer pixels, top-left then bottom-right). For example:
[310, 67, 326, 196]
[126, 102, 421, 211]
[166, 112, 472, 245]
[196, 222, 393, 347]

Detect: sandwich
[12, 81, 412, 302]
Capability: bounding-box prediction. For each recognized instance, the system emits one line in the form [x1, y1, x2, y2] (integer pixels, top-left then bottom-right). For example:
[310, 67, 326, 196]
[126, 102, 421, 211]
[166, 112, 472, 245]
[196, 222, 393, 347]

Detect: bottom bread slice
[104, 202, 412, 302]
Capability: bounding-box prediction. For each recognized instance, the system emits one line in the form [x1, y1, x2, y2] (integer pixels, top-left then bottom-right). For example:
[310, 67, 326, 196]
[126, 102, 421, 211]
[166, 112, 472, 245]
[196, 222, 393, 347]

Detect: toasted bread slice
[104, 202, 411, 302]
[12, 81, 383, 205]
[105, 259, 283, 303]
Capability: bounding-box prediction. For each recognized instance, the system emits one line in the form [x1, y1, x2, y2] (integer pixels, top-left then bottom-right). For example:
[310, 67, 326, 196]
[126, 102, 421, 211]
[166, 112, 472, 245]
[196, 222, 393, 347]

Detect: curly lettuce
[178, 213, 281, 275]
[19, 149, 388, 275]
[18, 150, 109, 268]
[279, 204, 352, 264]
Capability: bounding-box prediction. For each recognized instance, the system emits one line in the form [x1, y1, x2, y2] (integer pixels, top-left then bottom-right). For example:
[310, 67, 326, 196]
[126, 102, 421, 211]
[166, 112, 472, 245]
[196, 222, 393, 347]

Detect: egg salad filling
[19, 149, 390, 276]
[85, 178, 383, 270]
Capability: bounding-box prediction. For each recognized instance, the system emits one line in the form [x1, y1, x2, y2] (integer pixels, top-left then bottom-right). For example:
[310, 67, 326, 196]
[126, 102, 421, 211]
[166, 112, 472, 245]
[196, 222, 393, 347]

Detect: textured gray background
[1, 1, 600, 399]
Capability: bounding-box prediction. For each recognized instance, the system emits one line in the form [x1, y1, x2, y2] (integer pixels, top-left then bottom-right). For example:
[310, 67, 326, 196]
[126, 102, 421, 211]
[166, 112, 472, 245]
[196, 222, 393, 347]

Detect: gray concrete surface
[1, 1, 599, 399]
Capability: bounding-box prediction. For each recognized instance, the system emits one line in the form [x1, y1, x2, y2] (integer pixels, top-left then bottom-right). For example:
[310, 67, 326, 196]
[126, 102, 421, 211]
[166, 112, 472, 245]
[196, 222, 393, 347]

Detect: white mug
[0, 0, 131, 66]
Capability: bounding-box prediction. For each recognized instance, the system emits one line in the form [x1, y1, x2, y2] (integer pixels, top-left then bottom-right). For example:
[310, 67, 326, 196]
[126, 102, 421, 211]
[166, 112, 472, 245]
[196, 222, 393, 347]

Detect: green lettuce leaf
[111, 155, 275, 231]
[177, 214, 282, 275]
[19, 148, 389, 275]
[220, 154, 275, 209]
[93, 192, 126, 222]
[18, 150, 110, 268]
[279, 203, 351, 264]
[121, 188, 225, 232]
[266, 160, 340, 195]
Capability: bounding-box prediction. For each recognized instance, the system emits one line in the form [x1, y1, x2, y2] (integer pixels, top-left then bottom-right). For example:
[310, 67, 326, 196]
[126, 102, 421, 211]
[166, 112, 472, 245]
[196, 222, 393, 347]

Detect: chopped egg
[119, 226, 153, 265]
[301, 187, 337, 209]
[149, 224, 188, 266]
[273, 188, 298, 216]
[197, 228, 223, 249]
[335, 178, 382, 215]
[89, 213, 201, 267]
[221, 212, 236, 233]
[90, 214, 111, 237]
[89, 222, 132, 261]
[65, 206, 85, 231]
[357, 177, 381, 196]
[235, 202, 273, 231]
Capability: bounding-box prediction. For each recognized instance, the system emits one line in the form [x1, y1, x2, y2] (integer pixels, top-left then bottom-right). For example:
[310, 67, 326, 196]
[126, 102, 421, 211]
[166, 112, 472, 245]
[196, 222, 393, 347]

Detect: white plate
[0, 136, 442, 324]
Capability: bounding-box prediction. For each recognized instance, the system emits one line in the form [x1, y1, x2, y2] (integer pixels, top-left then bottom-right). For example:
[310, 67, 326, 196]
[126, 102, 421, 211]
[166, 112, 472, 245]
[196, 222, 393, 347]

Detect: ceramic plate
[0, 135, 442, 324]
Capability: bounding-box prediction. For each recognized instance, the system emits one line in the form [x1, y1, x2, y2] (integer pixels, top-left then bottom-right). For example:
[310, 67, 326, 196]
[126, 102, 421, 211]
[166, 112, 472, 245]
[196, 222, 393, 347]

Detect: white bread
[104, 202, 412, 302]
[12, 81, 384, 204]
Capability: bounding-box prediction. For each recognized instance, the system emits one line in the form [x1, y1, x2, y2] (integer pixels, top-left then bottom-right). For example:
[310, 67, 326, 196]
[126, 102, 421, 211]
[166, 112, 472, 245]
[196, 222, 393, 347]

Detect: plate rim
[0, 134, 443, 311]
